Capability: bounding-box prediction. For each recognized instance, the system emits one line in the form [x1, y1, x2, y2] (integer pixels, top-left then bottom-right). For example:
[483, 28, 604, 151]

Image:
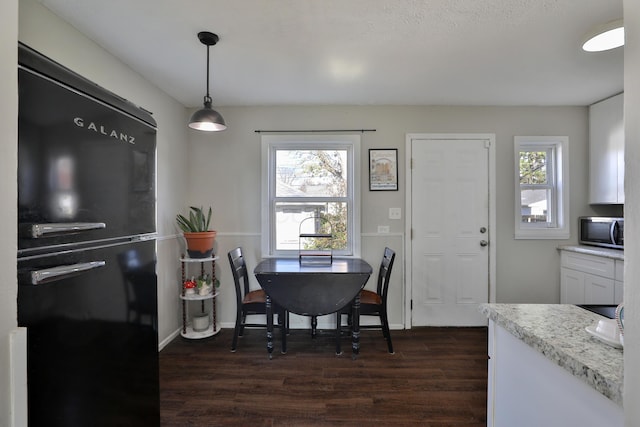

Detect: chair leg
[231, 311, 242, 352]
[280, 309, 288, 354]
[381, 310, 394, 354]
[311, 316, 318, 338]
[278, 307, 290, 335]
[239, 312, 247, 337]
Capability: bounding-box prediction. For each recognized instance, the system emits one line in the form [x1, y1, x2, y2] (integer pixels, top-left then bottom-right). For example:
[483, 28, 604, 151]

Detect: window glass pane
[520, 189, 550, 223]
[514, 136, 568, 239]
[519, 151, 547, 184]
[275, 150, 347, 197]
[275, 202, 347, 251]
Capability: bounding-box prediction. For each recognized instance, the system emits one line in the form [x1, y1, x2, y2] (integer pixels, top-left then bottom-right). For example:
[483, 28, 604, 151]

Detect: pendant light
[188, 31, 227, 131]
[582, 19, 624, 52]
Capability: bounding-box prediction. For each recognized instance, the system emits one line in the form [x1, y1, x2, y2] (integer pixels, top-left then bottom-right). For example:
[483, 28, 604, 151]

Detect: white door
[409, 136, 491, 326]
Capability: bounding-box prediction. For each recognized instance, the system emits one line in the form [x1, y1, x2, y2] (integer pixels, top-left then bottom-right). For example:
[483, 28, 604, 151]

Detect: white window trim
[261, 134, 361, 257]
[514, 136, 570, 240]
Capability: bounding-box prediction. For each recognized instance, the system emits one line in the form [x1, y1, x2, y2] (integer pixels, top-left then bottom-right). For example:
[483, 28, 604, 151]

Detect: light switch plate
[378, 225, 390, 234]
[389, 208, 402, 220]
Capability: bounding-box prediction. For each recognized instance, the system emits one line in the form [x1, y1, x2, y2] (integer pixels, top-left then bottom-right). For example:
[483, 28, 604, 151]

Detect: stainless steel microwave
[579, 217, 624, 250]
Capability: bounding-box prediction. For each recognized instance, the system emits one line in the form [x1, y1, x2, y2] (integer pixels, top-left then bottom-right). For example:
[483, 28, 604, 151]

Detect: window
[514, 136, 569, 239]
[261, 134, 361, 256]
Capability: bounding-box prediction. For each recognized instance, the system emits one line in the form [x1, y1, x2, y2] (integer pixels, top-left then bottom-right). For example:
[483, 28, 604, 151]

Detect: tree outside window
[275, 149, 347, 251]
[519, 148, 553, 224]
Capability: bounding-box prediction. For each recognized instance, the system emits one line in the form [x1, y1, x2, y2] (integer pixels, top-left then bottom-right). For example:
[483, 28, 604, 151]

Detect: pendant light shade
[582, 19, 624, 52]
[188, 31, 226, 131]
[188, 99, 226, 131]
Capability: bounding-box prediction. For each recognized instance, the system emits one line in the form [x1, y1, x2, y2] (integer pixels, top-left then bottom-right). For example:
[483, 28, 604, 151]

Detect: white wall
[188, 104, 607, 329]
[623, 0, 640, 424]
[0, 1, 19, 425]
[18, 0, 189, 347]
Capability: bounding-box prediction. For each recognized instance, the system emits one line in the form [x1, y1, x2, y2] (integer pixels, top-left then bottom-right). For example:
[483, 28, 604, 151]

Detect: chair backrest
[376, 247, 396, 302]
[228, 247, 251, 303]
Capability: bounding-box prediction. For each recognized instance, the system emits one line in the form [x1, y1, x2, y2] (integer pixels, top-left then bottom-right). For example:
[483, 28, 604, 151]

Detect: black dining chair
[228, 247, 287, 352]
[336, 247, 396, 354]
[118, 249, 157, 329]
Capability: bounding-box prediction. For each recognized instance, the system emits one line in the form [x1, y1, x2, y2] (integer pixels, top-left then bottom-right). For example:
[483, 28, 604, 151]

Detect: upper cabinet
[589, 93, 624, 204]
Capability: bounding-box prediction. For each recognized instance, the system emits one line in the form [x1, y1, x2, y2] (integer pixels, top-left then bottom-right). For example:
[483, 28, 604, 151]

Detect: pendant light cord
[204, 45, 212, 105]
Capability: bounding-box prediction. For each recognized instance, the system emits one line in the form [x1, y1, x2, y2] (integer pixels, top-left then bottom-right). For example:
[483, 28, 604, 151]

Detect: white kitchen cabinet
[560, 268, 614, 305]
[560, 250, 618, 304]
[560, 267, 585, 303]
[614, 260, 624, 303]
[589, 93, 624, 204]
[584, 274, 615, 304]
[614, 281, 623, 304]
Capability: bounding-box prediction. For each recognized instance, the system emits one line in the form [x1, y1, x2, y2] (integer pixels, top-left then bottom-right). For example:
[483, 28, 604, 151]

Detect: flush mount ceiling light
[188, 31, 227, 132]
[582, 19, 624, 52]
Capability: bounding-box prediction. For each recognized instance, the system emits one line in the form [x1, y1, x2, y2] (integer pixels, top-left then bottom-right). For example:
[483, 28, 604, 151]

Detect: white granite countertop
[558, 245, 624, 261]
[480, 303, 623, 406]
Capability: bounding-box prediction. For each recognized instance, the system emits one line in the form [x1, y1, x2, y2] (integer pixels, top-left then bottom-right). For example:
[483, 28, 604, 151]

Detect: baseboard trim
[159, 328, 181, 351]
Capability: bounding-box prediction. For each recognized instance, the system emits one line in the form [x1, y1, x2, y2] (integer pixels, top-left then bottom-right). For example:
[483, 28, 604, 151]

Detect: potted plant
[196, 275, 211, 295]
[176, 206, 217, 258]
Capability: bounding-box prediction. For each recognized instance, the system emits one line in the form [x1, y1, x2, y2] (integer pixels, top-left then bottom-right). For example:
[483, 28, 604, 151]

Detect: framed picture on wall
[369, 149, 398, 191]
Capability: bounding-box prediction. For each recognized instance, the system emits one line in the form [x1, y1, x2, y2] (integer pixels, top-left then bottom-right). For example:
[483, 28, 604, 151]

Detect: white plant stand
[179, 255, 221, 339]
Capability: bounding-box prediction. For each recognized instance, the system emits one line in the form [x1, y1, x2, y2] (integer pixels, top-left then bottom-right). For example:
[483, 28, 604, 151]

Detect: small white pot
[192, 313, 210, 332]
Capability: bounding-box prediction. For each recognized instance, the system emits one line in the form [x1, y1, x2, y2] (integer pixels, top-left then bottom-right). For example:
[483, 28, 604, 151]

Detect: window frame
[261, 134, 361, 257]
[514, 136, 569, 240]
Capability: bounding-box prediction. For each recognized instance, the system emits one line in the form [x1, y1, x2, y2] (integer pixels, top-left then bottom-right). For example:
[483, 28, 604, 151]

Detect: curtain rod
[254, 129, 376, 134]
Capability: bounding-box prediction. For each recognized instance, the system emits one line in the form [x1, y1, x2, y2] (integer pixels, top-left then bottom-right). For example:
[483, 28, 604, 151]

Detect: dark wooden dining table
[254, 257, 372, 358]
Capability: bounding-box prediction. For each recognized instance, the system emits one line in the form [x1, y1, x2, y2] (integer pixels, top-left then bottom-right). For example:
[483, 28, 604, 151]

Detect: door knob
[480, 227, 487, 234]
[480, 240, 488, 247]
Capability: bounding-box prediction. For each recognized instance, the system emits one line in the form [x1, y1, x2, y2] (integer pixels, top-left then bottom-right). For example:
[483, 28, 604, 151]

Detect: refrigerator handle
[29, 222, 106, 238]
[30, 261, 106, 285]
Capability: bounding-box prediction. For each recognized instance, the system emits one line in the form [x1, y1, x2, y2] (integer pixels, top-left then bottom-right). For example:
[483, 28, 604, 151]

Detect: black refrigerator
[17, 43, 160, 426]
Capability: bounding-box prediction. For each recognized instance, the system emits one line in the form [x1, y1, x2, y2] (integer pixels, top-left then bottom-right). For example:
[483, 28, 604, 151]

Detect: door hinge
[410, 158, 414, 169]
[411, 300, 413, 310]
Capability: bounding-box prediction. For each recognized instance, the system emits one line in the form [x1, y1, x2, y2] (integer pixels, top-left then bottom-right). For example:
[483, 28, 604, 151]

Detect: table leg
[266, 295, 274, 359]
[352, 294, 360, 359]
[335, 311, 343, 355]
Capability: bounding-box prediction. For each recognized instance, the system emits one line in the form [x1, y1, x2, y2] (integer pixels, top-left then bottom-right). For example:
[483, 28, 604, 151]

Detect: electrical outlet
[378, 225, 390, 234]
[389, 208, 402, 220]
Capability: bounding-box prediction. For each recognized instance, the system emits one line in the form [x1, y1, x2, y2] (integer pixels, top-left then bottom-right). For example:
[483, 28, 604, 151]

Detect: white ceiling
[37, 0, 623, 108]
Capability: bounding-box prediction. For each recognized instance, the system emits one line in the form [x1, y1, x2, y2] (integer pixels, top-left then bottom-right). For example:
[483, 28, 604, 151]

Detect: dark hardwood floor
[160, 327, 488, 426]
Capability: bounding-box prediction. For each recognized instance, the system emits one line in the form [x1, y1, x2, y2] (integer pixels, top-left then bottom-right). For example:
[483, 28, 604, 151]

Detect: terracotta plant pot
[183, 231, 217, 258]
